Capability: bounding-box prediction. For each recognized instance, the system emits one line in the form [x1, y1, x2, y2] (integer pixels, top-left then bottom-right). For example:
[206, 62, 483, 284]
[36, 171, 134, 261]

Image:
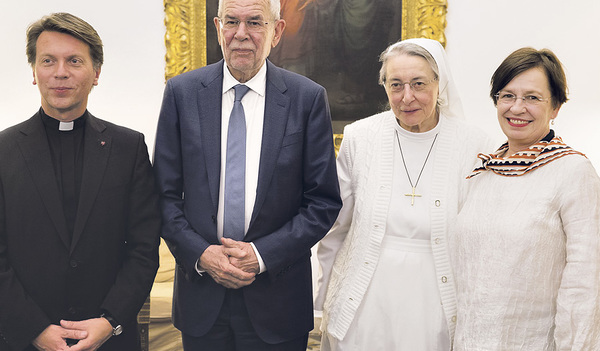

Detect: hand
[199, 244, 256, 289]
[32, 324, 87, 351]
[59, 318, 112, 351]
[221, 238, 260, 275]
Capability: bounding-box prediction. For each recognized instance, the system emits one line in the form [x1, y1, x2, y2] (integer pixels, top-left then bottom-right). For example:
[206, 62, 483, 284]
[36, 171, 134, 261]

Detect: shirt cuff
[250, 242, 266, 274]
[195, 258, 205, 276]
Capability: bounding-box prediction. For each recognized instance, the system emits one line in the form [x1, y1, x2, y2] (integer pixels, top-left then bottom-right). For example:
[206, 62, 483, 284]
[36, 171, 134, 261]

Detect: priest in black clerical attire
[0, 13, 160, 351]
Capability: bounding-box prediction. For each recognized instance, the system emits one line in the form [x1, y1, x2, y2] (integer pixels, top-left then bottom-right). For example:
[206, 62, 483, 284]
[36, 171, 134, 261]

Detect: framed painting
[164, 0, 448, 132]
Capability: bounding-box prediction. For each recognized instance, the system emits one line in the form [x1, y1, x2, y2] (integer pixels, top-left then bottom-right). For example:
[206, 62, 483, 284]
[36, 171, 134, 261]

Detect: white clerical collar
[222, 61, 267, 97]
[59, 121, 74, 131]
[40, 108, 86, 131]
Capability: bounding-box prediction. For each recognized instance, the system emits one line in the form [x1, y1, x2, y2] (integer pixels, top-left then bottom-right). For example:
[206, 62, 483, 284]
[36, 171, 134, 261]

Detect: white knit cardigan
[315, 110, 493, 341]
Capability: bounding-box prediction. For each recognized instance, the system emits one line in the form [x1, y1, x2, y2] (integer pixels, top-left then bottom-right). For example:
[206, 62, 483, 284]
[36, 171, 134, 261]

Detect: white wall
[0, 0, 166, 150]
[446, 0, 600, 169]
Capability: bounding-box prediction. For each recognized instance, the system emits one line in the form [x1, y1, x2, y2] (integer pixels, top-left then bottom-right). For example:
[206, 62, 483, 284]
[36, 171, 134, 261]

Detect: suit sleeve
[153, 80, 213, 277]
[252, 85, 343, 280]
[99, 133, 161, 324]
[0, 182, 51, 350]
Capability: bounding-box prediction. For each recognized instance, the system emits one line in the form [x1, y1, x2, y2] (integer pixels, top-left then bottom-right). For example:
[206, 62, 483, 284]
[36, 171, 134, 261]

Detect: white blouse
[451, 153, 600, 350]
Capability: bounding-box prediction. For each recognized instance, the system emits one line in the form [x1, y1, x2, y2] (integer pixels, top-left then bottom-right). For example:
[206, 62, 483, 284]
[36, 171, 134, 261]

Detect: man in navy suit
[153, 0, 342, 349]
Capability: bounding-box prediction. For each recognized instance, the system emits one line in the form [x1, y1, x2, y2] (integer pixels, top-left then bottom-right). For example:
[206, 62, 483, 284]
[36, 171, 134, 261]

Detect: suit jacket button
[70, 260, 78, 268]
[68, 307, 77, 315]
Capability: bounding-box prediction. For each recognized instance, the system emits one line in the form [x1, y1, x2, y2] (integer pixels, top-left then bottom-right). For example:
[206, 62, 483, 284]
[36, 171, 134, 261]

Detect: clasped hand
[199, 238, 260, 289]
[32, 318, 113, 351]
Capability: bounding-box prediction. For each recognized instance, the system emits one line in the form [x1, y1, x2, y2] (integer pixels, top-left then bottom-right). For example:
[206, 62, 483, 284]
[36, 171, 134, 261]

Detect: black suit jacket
[0, 112, 160, 350]
[154, 60, 342, 343]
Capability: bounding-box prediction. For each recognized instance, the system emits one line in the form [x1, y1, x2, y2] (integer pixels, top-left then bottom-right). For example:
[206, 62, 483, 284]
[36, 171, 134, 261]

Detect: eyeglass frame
[217, 17, 270, 32]
[494, 92, 552, 106]
[385, 78, 438, 93]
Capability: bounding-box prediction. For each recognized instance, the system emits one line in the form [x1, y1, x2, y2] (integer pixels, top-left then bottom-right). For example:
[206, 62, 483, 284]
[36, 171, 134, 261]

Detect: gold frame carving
[164, 0, 207, 81]
[164, 0, 448, 81]
[402, 0, 448, 46]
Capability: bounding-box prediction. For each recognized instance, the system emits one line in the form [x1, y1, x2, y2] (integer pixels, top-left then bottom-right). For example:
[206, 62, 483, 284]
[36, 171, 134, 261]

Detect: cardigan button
[441, 276, 448, 283]
[435, 200, 441, 207]
[434, 238, 440, 244]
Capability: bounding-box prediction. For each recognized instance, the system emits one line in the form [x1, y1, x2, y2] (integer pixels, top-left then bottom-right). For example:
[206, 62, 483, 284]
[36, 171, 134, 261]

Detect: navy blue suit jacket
[153, 60, 341, 343]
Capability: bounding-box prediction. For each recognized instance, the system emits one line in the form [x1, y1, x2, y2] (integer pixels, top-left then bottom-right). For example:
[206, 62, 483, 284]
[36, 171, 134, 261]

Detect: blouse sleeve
[314, 132, 355, 311]
[554, 158, 600, 350]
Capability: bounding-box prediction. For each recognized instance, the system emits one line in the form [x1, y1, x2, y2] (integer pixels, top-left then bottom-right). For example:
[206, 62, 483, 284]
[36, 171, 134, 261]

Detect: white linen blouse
[452, 152, 600, 350]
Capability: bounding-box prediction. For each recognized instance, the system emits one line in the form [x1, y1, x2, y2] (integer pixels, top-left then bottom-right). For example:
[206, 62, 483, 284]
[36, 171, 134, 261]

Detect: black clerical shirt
[40, 109, 86, 239]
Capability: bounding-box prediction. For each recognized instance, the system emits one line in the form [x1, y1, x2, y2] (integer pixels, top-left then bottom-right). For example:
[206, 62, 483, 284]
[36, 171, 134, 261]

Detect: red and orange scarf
[468, 131, 585, 178]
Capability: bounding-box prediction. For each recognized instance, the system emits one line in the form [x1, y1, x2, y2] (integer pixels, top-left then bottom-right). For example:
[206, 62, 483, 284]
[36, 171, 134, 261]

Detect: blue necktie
[224, 84, 250, 241]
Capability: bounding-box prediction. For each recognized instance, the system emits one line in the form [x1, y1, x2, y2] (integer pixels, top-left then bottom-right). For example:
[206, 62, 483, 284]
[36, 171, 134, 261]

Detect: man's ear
[271, 19, 286, 48]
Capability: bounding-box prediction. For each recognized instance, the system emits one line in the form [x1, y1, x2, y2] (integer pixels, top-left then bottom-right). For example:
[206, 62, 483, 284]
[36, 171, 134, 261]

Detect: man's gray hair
[217, 0, 281, 20]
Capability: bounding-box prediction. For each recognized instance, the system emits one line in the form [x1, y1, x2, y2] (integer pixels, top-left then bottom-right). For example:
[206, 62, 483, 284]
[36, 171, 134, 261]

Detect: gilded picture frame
[164, 0, 448, 81]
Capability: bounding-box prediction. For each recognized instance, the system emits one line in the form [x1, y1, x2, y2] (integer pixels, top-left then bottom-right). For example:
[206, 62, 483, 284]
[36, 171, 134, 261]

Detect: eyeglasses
[494, 92, 551, 106]
[386, 78, 437, 93]
[218, 18, 269, 32]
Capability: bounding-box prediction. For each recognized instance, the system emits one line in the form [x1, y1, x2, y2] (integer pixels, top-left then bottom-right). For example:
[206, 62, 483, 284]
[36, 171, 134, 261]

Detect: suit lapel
[71, 115, 110, 252]
[198, 62, 224, 210]
[17, 114, 71, 249]
[249, 61, 290, 228]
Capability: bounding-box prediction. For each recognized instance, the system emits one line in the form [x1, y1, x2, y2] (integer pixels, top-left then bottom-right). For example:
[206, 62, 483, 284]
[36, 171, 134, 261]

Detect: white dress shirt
[218, 63, 267, 273]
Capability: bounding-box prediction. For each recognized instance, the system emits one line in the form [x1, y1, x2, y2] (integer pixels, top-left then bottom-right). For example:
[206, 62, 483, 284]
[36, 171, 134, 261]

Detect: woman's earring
[551, 119, 555, 126]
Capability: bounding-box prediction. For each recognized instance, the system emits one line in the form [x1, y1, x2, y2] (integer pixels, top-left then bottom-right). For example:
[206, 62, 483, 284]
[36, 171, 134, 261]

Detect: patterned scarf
[468, 130, 585, 178]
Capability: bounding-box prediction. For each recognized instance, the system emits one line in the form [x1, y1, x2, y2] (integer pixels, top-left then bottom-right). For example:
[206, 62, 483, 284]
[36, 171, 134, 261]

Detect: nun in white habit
[315, 38, 493, 351]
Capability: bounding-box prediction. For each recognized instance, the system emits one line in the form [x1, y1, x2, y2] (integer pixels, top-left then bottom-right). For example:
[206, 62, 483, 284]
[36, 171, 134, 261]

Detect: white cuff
[250, 243, 266, 274]
[195, 258, 205, 276]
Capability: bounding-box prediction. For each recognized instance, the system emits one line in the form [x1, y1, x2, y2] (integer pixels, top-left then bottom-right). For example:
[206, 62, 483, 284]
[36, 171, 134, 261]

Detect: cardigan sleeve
[554, 158, 600, 350]
[315, 130, 355, 311]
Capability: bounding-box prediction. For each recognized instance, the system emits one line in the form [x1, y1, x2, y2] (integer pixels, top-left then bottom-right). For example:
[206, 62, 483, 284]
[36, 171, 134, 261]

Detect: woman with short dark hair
[452, 47, 600, 350]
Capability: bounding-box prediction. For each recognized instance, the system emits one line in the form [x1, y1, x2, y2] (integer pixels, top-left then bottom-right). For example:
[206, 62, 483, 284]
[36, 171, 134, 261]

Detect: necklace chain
[395, 131, 438, 203]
